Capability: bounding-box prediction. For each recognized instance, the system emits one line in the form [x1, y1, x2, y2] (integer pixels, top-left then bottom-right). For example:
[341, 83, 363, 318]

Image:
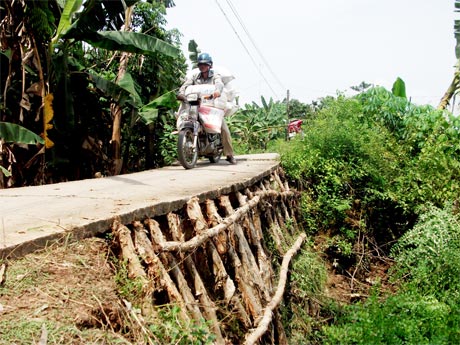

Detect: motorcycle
[288, 119, 303, 139]
[176, 89, 225, 169]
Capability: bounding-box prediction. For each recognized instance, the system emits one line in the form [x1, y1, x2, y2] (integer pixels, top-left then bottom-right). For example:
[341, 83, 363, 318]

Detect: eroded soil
[0, 234, 394, 344]
[0, 238, 127, 344]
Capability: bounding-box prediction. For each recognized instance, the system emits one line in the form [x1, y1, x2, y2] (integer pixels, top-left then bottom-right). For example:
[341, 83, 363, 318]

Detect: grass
[0, 237, 125, 344]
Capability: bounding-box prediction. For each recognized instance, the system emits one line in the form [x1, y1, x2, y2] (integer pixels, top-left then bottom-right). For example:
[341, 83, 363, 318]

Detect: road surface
[0, 153, 279, 258]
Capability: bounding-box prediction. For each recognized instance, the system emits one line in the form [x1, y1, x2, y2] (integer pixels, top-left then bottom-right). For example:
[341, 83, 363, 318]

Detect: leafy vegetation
[0, 0, 186, 187]
[2, 0, 460, 342]
[274, 85, 460, 343]
[227, 96, 288, 152]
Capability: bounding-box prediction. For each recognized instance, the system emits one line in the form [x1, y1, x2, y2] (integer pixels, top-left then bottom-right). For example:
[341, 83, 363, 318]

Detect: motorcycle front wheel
[208, 150, 222, 163]
[177, 128, 198, 169]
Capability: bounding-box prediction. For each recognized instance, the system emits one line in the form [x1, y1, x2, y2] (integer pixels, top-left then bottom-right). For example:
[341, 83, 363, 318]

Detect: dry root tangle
[111, 168, 304, 344]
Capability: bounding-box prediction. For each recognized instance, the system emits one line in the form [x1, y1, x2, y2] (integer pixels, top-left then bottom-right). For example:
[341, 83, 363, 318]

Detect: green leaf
[138, 108, 159, 125]
[0, 165, 11, 177]
[0, 48, 12, 61]
[188, 39, 200, 68]
[138, 91, 178, 125]
[52, 0, 83, 45]
[392, 77, 407, 99]
[118, 72, 142, 108]
[87, 72, 136, 107]
[85, 31, 180, 58]
[0, 122, 45, 144]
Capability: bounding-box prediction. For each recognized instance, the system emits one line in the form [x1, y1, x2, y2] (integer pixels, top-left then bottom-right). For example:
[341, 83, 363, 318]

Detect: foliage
[157, 112, 178, 166]
[277, 84, 460, 342]
[227, 96, 287, 152]
[391, 204, 460, 302]
[358, 86, 409, 136]
[0, 122, 44, 145]
[0, 0, 187, 186]
[284, 247, 328, 342]
[358, 86, 460, 211]
[114, 260, 145, 303]
[188, 39, 201, 68]
[391, 77, 407, 98]
[149, 305, 216, 345]
[285, 98, 315, 120]
[280, 95, 403, 241]
[322, 290, 458, 344]
[321, 204, 460, 344]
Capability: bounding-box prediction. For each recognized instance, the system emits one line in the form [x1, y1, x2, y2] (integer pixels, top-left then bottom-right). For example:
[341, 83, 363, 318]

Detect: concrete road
[0, 153, 280, 258]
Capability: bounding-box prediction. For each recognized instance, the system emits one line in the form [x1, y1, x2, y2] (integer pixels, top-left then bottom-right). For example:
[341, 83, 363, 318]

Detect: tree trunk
[438, 68, 460, 110]
[110, 6, 134, 175]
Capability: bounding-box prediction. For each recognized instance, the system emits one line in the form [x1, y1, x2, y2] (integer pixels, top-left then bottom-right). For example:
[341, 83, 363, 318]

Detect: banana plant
[227, 96, 287, 151]
[88, 71, 178, 125]
[438, 0, 460, 110]
[1, 0, 182, 185]
[53, 0, 180, 174]
[0, 122, 45, 178]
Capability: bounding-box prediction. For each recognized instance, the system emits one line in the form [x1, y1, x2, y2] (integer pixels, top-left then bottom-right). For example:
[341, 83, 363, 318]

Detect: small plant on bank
[114, 259, 145, 303]
[284, 246, 328, 343]
[149, 305, 216, 345]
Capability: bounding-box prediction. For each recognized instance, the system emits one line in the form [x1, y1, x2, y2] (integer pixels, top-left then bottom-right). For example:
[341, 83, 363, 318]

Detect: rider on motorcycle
[178, 53, 237, 165]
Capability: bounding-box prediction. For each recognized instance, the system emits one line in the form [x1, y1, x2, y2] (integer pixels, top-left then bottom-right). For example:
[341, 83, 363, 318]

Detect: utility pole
[285, 89, 290, 141]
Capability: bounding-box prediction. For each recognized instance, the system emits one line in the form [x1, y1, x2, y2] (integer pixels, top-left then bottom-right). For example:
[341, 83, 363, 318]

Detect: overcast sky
[166, 0, 457, 107]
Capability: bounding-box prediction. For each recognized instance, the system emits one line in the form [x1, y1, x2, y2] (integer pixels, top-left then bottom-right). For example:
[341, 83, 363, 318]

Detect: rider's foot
[226, 155, 237, 165]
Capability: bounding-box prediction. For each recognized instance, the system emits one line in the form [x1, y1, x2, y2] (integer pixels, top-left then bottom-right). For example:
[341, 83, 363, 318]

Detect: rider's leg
[221, 120, 234, 156]
[221, 120, 236, 164]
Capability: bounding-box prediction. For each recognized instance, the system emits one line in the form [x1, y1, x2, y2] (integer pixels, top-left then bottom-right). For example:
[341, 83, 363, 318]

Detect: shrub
[322, 291, 456, 344]
[280, 96, 402, 239]
[391, 204, 460, 302]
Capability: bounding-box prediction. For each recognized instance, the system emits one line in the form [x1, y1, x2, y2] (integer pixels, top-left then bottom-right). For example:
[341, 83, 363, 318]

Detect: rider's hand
[213, 90, 221, 99]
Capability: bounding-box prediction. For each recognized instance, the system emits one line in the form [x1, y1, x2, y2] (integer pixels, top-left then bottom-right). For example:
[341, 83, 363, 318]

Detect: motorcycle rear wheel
[177, 128, 198, 169]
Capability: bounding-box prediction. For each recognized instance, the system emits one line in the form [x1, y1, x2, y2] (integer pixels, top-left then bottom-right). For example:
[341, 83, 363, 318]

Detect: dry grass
[0, 237, 131, 344]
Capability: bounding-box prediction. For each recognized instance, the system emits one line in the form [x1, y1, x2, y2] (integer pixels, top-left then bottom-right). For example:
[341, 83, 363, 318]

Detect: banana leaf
[87, 72, 139, 107]
[52, 0, 83, 45]
[84, 31, 180, 58]
[118, 72, 143, 108]
[0, 122, 45, 144]
[138, 91, 178, 125]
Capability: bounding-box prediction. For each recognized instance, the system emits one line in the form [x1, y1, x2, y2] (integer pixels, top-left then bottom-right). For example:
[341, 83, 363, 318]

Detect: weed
[148, 305, 216, 345]
[113, 259, 145, 303]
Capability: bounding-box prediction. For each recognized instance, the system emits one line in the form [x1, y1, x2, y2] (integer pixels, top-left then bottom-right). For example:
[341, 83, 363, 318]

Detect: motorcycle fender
[179, 120, 195, 130]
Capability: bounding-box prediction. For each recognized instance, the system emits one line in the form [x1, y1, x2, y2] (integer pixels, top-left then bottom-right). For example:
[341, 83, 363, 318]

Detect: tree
[0, 0, 185, 186]
[438, 0, 460, 110]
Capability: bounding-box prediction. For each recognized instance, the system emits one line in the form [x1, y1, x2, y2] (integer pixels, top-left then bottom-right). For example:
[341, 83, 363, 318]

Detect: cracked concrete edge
[1, 162, 280, 260]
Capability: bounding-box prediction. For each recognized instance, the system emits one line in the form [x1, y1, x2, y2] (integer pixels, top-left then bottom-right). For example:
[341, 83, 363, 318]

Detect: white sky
[166, 0, 457, 107]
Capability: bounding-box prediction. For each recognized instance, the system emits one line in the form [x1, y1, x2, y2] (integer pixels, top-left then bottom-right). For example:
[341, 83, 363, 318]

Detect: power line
[214, 0, 279, 99]
[224, 0, 286, 91]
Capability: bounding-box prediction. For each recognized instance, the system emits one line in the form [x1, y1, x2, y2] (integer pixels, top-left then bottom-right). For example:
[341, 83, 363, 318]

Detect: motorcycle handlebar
[177, 94, 214, 102]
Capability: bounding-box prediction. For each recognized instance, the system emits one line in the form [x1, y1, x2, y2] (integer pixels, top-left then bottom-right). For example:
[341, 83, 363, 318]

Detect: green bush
[391, 204, 460, 302]
[322, 291, 457, 344]
[280, 96, 401, 238]
[276, 89, 460, 343]
[359, 87, 460, 211]
[321, 204, 460, 344]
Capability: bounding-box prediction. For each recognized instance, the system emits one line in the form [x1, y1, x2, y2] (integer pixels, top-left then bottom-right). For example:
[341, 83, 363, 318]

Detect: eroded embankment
[109, 167, 306, 344]
[1, 165, 308, 344]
